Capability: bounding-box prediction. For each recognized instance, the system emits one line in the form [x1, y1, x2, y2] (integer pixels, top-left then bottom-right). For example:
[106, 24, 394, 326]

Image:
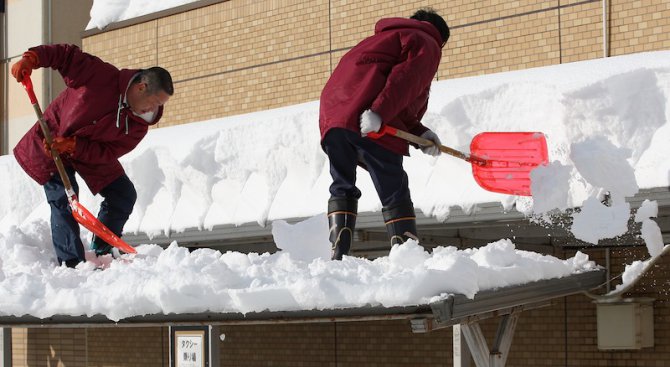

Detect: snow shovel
[20, 74, 136, 254]
[367, 126, 548, 196]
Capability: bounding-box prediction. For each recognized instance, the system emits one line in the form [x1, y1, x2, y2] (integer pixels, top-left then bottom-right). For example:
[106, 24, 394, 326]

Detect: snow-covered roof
[0, 269, 605, 327]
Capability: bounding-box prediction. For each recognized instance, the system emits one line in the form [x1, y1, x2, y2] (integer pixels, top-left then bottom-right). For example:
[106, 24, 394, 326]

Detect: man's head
[410, 8, 450, 47]
[127, 67, 174, 115]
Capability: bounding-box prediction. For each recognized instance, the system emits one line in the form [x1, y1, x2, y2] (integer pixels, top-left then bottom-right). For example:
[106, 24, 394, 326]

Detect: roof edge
[82, 0, 228, 38]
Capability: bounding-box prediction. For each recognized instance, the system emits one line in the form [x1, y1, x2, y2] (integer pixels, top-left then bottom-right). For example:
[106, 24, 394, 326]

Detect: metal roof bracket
[457, 309, 520, 367]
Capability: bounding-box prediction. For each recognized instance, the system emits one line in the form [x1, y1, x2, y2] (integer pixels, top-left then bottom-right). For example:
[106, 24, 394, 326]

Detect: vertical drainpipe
[602, 0, 609, 58]
[1, 2, 7, 155]
[603, 0, 611, 292]
[46, 0, 53, 101]
[0, 7, 9, 155]
[605, 248, 611, 292]
[0, 328, 11, 367]
[327, 0, 333, 73]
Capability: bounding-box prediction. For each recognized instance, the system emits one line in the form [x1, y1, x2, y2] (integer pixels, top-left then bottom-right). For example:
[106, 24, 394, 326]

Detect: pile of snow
[0, 51, 668, 320]
[0, 237, 597, 321]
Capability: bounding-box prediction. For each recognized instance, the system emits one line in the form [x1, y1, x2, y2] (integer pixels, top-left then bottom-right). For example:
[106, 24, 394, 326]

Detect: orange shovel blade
[470, 132, 548, 196]
[70, 200, 137, 254]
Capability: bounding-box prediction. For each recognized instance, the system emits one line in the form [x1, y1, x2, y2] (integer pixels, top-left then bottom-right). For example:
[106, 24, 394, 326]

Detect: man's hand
[419, 130, 442, 156]
[10, 51, 39, 83]
[43, 136, 76, 157]
[360, 110, 382, 137]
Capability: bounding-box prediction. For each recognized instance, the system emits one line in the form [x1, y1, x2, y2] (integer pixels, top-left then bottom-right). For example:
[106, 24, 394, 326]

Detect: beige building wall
[47, 0, 94, 99]
[11, 327, 87, 367]
[609, 0, 670, 55]
[3, 0, 91, 153]
[5, 0, 44, 153]
[6, 0, 42, 59]
[81, 0, 670, 130]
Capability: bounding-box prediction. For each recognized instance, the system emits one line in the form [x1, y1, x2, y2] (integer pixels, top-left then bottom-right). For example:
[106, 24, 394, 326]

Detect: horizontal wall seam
[174, 47, 347, 84]
[451, 0, 600, 30]
[172, 0, 600, 85]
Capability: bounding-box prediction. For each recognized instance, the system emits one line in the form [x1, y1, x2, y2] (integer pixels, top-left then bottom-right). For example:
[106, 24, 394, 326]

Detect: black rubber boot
[91, 235, 114, 256]
[328, 197, 358, 260]
[63, 258, 83, 268]
[382, 200, 418, 245]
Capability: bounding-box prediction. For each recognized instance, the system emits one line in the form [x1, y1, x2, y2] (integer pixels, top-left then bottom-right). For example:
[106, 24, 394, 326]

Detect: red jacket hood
[375, 18, 443, 47]
[319, 18, 443, 155]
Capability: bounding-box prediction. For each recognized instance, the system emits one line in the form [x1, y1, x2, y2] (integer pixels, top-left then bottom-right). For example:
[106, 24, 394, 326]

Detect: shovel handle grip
[368, 126, 487, 165]
[21, 71, 39, 105]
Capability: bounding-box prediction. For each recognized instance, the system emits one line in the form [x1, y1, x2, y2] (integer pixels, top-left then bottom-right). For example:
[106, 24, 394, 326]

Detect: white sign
[175, 331, 205, 367]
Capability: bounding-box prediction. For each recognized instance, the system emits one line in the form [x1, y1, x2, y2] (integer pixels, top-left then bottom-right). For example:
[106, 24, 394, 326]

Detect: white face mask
[133, 110, 156, 123]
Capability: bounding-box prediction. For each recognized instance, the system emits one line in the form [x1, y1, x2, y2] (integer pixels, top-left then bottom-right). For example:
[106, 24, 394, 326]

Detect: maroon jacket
[13, 44, 163, 195]
[319, 18, 443, 155]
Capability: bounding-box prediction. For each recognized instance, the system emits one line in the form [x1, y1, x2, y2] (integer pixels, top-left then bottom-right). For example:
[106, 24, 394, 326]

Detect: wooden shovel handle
[21, 74, 77, 199]
[368, 126, 487, 165]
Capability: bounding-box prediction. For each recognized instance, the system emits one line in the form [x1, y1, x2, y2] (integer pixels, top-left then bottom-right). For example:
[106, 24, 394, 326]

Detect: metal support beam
[453, 324, 472, 367]
[490, 313, 519, 367]
[461, 323, 490, 367]
[209, 325, 221, 367]
[459, 309, 521, 367]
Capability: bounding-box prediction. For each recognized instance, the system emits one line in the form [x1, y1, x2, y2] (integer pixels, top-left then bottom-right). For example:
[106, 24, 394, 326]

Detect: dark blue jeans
[44, 168, 136, 265]
[322, 128, 411, 207]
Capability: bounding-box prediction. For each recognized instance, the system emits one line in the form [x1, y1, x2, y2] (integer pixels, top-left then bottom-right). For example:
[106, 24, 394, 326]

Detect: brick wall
[216, 321, 452, 366]
[11, 328, 87, 367]
[11, 327, 167, 367]
[81, 0, 670, 128]
[610, 0, 670, 55]
[84, 0, 334, 128]
[10, 328, 28, 366]
[86, 327, 168, 366]
[219, 323, 336, 366]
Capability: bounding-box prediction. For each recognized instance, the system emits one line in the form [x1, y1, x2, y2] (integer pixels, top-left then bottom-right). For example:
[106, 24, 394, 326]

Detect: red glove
[43, 136, 76, 157]
[11, 51, 39, 82]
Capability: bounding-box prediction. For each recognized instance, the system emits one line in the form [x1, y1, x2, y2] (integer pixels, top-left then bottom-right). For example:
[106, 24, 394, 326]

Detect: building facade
[1, 0, 92, 154]
[1, 0, 670, 366]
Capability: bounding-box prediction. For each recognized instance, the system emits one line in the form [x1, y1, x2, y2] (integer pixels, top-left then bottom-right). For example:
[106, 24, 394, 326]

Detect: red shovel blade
[470, 132, 548, 196]
[70, 200, 137, 254]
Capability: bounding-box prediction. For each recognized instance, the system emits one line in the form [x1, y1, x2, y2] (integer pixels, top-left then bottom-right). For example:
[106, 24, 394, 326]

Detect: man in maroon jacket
[11, 44, 173, 267]
[319, 9, 449, 260]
